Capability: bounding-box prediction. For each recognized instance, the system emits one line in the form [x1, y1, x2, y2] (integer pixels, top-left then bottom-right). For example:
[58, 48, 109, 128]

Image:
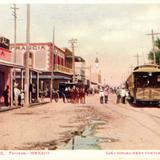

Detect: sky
[0, 2, 160, 86]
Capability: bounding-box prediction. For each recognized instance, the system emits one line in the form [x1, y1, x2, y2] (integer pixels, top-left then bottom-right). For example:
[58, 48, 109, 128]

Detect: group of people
[98, 85, 129, 105]
[64, 86, 86, 104]
[99, 85, 110, 104]
[2, 82, 24, 107]
[116, 87, 129, 104]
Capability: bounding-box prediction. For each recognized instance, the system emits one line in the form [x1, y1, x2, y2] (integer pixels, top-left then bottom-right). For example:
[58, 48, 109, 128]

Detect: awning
[15, 74, 71, 80]
[0, 59, 24, 69]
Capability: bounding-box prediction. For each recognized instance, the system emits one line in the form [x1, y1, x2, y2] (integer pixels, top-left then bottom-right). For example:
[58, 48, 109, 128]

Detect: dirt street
[0, 94, 160, 150]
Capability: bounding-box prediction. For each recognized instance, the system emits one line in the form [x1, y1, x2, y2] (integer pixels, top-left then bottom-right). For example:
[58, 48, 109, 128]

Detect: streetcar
[126, 64, 160, 105]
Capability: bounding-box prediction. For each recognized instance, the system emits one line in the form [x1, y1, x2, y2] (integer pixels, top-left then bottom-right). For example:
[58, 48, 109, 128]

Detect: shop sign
[0, 37, 10, 50]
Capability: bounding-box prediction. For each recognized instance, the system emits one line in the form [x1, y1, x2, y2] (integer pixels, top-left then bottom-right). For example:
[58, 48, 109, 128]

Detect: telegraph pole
[50, 26, 55, 102]
[69, 38, 77, 83]
[24, 4, 30, 107]
[11, 4, 19, 64]
[145, 29, 160, 64]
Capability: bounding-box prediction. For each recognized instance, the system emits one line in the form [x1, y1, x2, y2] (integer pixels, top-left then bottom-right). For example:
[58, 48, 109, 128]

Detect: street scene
[0, 2, 160, 151]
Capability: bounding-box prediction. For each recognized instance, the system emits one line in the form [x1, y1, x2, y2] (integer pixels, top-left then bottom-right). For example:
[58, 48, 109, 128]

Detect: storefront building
[10, 43, 73, 91]
[0, 37, 23, 106]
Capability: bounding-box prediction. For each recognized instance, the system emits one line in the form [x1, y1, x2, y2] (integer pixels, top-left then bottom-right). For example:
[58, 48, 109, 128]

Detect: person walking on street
[104, 85, 109, 104]
[120, 87, 127, 104]
[99, 87, 104, 104]
[116, 87, 121, 104]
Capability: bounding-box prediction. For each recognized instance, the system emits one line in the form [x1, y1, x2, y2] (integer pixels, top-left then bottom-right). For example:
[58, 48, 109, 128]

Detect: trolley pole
[145, 29, 160, 65]
[69, 38, 77, 83]
[134, 53, 141, 66]
[50, 26, 55, 102]
[24, 4, 30, 107]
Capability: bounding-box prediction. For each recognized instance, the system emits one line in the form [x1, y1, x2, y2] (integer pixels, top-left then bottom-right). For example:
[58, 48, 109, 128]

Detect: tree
[148, 37, 160, 65]
[155, 37, 160, 49]
[148, 50, 160, 65]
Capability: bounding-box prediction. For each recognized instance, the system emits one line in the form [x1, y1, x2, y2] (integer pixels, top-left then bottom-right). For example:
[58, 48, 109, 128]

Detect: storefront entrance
[0, 71, 5, 98]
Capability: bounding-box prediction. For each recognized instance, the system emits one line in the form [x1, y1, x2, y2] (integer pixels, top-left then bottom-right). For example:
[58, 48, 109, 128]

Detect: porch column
[10, 69, 13, 107]
[37, 72, 39, 102]
[21, 70, 24, 90]
[29, 70, 32, 104]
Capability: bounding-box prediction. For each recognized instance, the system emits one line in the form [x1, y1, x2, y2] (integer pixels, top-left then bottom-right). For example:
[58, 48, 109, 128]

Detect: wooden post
[37, 72, 39, 102]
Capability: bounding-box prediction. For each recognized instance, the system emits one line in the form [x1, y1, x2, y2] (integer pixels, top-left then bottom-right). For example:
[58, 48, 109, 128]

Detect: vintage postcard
[0, 0, 160, 159]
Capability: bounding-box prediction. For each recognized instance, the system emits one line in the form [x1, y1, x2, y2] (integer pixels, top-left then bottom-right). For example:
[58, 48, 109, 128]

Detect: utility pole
[145, 29, 160, 64]
[69, 38, 77, 83]
[11, 4, 19, 64]
[24, 4, 30, 107]
[50, 26, 55, 102]
[11, 4, 19, 81]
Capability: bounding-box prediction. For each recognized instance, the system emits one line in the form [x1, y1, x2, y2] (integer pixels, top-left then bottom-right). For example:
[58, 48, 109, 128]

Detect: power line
[145, 29, 160, 64]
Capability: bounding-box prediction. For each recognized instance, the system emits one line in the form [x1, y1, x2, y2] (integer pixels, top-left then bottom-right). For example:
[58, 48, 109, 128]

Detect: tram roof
[133, 64, 160, 73]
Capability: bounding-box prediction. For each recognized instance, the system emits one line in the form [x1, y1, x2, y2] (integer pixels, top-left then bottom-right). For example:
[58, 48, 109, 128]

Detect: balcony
[54, 64, 73, 75]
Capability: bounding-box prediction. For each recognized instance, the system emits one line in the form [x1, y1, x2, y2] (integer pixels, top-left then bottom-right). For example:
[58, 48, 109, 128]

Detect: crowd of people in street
[1, 80, 129, 107]
[99, 84, 129, 105]
[63, 86, 86, 104]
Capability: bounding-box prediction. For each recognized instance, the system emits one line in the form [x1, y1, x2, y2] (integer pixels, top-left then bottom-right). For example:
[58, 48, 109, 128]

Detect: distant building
[66, 54, 86, 83]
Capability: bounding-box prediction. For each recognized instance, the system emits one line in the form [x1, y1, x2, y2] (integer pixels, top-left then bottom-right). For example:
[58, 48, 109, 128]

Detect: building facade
[0, 37, 23, 106]
[10, 43, 73, 90]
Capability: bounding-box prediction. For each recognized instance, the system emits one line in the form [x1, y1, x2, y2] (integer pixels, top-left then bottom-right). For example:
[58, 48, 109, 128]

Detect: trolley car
[126, 64, 160, 104]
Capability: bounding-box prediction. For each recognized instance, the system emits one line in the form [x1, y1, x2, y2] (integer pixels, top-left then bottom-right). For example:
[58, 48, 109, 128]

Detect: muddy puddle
[18, 119, 119, 150]
[63, 119, 119, 149]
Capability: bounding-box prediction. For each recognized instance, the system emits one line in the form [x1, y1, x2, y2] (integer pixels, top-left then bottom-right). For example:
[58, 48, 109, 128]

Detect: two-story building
[10, 42, 73, 92]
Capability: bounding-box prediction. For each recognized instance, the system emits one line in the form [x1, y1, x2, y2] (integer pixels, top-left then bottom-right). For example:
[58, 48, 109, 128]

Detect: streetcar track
[96, 100, 160, 138]
[110, 99, 160, 126]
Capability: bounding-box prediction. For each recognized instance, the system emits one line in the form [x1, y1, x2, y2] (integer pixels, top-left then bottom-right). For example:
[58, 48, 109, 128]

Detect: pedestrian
[82, 87, 86, 104]
[2, 85, 9, 106]
[20, 89, 24, 106]
[116, 87, 121, 104]
[104, 85, 109, 104]
[75, 87, 79, 103]
[120, 87, 127, 104]
[99, 87, 104, 104]
[14, 82, 20, 107]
